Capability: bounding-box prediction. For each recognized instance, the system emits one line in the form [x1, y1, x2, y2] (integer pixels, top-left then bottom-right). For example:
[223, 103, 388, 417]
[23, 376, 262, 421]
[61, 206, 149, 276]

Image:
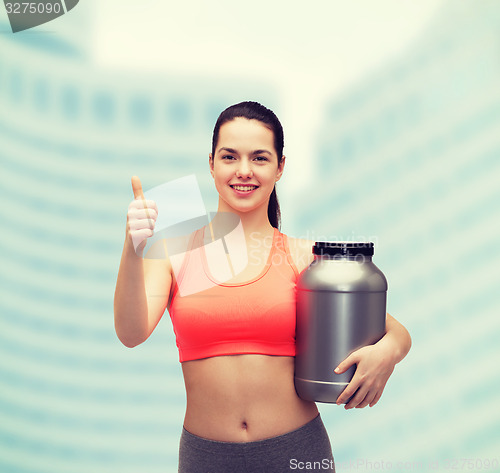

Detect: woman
[114, 101, 411, 472]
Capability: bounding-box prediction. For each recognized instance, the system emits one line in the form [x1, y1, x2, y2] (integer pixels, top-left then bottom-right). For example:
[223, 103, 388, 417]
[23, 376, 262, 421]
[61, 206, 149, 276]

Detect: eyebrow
[218, 147, 272, 156]
[252, 149, 272, 156]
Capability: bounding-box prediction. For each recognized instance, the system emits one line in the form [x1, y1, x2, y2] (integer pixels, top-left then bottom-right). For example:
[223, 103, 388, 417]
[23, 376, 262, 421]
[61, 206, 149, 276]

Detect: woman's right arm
[114, 176, 172, 348]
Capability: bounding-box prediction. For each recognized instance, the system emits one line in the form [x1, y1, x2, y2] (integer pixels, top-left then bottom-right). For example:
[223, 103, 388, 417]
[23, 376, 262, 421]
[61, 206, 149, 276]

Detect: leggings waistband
[181, 414, 325, 454]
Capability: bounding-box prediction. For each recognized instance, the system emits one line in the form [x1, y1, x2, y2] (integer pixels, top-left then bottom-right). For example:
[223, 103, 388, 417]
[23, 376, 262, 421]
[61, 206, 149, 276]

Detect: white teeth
[232, 185, 257, 191]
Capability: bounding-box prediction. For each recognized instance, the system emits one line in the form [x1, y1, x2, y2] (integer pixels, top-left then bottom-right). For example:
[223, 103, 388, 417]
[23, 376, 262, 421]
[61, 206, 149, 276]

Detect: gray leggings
[178, 414, 335, 473]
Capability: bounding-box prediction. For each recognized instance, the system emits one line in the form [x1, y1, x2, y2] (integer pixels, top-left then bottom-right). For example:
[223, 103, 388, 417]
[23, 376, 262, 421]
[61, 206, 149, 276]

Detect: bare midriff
[181, 354, 319, 442]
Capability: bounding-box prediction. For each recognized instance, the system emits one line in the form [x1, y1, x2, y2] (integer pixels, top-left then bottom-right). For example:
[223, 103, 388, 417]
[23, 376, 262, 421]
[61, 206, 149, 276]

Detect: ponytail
[267, 186, 281, 230]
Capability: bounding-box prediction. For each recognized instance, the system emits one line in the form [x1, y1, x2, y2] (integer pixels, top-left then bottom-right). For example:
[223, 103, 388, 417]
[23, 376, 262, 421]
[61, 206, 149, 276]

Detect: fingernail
[334, 367, 340, 373]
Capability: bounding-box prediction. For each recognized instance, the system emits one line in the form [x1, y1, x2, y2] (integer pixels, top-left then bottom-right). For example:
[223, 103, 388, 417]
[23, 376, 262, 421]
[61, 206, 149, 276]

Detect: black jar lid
[313, 242, 374, 256]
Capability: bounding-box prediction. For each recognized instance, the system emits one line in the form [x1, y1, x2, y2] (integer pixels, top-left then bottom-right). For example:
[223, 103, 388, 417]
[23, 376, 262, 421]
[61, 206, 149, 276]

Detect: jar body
[294, 254, 387, 403]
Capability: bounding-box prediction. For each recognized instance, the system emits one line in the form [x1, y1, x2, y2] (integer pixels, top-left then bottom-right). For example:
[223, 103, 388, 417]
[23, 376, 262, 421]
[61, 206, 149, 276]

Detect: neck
[213, 198, 275, 240]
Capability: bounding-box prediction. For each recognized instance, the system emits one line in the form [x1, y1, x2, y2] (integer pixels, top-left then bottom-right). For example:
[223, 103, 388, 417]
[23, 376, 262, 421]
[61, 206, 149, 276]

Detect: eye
[254, 156, 269, 162]
[222, 155, 235, 160]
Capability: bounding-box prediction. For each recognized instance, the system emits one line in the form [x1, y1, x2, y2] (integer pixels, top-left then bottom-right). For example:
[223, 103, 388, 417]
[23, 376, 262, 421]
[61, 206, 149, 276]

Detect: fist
[127, 176, 158, 256]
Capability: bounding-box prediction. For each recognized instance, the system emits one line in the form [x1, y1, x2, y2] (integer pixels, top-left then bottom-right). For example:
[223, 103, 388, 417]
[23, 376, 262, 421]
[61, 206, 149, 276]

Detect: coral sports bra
[168, 228, 299, 362]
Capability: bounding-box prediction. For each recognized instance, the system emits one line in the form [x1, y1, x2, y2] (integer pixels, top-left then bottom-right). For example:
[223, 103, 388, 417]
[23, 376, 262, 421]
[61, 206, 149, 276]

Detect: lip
[230, 184, 259, 196]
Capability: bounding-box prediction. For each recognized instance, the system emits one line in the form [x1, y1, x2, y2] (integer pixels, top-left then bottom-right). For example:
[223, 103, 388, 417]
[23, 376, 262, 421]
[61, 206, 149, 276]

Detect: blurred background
[1, 1, 499, 472]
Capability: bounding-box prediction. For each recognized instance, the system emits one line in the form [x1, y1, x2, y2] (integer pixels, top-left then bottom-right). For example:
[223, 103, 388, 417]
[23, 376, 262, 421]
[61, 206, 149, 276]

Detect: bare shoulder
[286, 235, 315, 274]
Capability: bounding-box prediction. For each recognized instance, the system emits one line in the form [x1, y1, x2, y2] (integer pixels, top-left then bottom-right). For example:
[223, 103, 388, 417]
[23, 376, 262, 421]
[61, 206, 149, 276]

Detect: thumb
[131, 176, 144, 199]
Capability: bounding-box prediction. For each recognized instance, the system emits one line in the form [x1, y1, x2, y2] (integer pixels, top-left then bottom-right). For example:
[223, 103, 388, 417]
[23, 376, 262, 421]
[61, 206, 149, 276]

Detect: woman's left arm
[334, 313, 412, 409]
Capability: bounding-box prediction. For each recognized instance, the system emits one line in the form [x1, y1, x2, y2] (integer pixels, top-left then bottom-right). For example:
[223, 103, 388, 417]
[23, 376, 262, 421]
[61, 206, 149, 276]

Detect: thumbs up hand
[127, 176, 158, 256]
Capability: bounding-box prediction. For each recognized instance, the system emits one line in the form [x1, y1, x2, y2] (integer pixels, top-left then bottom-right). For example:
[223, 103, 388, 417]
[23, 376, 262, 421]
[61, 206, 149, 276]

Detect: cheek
[213, 166, 230, 184]
[261, 169, 278, 183]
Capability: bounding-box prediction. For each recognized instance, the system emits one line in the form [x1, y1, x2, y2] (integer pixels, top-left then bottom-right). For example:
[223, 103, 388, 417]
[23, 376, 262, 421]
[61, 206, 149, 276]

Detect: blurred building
[2, 1, 500, 472]
[293, 0, 500, 466]
[0, 15, 277, 473]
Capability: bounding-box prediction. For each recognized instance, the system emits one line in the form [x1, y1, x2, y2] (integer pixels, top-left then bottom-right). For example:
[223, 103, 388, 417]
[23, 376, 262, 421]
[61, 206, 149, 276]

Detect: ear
[275, 155, 286, 182]
[209, 153, 214, 178]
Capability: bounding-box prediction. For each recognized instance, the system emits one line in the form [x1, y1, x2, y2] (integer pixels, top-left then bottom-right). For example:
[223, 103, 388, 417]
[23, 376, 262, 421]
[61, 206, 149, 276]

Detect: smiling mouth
[230, 185, 259, 192]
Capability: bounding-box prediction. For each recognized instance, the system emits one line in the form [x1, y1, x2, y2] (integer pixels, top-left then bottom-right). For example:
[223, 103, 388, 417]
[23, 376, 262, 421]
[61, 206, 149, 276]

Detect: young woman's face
[210, 117, 285, 215]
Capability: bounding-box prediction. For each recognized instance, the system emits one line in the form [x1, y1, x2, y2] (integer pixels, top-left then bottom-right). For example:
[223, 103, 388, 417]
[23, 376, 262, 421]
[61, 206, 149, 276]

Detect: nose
[236, 159, 253, 178]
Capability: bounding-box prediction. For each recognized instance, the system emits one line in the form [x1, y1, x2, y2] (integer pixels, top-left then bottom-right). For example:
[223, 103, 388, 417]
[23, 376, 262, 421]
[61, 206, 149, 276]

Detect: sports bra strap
[280, 232, 300, 278]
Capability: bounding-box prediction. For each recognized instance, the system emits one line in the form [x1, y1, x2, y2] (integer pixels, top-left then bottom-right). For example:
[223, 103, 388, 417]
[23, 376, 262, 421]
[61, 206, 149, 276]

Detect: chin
[220, 197, 263, 214]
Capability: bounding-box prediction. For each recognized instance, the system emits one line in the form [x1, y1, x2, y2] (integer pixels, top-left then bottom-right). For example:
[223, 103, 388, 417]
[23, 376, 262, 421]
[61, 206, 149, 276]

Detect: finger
[128, 218, 156, 232]
[336, 377, 361, 405]
[131, 176, 144, 199]
[345, 384, 370, 410]
[369, 390, 383, 407]
[129, 199, 158, 213]
[368, 380, 388, 407]
[355, 391, 377, 409]
[131, 176, 153, 220]
[128, 207, 158, 222]
[335, 352, 357, 374]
